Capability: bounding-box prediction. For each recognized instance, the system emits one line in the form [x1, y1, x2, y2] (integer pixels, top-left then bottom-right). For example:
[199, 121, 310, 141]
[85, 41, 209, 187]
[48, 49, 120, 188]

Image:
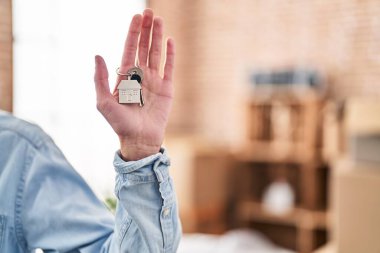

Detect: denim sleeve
[20, 142, 181, 253]
[113, 148, 182, 253]
[20, 142, 117, 252]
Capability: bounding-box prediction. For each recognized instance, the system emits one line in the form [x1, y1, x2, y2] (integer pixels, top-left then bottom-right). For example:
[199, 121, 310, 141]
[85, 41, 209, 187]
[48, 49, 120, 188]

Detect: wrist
[119, 139, 161, 161]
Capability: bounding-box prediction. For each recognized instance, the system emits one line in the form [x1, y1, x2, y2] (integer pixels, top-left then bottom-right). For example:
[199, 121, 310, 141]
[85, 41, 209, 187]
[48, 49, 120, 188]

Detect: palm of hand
[110, 67, 173, 145]
[94, 10, 175, 160]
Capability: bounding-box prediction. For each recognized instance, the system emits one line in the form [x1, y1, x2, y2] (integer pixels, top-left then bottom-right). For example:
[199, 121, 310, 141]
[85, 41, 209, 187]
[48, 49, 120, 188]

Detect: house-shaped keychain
[117, 79, 142, 104]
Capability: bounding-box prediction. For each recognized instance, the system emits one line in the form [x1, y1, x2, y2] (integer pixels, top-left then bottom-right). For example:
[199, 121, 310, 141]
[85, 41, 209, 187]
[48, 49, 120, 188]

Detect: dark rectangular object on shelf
[251, 69, 321, 87]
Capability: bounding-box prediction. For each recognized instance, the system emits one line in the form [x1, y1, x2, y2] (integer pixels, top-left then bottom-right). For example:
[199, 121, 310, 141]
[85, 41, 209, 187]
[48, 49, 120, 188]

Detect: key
[140, 89, 145, 107]
[127, 67, 144, 84]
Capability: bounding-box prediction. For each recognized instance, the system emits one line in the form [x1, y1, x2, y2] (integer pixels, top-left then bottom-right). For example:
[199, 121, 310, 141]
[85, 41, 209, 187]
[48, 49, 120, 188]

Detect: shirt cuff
[113, 147, 171, 183]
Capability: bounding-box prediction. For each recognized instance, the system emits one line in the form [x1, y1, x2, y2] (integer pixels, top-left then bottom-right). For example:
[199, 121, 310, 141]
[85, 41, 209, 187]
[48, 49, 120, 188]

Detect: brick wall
[0, 0, 12, 112]
[149, 0, 248, 146]
[149, 0, 380, 146]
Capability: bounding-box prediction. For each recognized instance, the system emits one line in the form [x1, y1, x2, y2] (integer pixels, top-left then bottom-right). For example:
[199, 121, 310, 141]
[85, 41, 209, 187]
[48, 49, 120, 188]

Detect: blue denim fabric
[0, 111, 181, 252]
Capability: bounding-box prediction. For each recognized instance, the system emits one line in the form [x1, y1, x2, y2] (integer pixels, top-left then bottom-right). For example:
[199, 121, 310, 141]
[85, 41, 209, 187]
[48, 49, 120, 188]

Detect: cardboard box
[332, 160, 380, 253]
[345, 98, 380, 136]
[344, 98, 380, 165]
[165, 136, 232, 233]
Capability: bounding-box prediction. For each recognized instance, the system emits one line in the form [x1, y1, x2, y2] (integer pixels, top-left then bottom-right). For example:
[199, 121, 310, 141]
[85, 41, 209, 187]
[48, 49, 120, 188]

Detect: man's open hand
[94, 9, 175, 161]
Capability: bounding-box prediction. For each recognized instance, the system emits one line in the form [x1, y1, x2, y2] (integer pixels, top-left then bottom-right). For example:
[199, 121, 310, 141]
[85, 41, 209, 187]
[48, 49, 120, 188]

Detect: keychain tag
[116, 67, 145, 106]
[117, 79, 142, 104]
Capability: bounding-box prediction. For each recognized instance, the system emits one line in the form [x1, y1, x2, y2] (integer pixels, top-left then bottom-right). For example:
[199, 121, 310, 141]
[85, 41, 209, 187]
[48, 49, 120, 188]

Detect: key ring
[116, 67, 144, 82]
[116, 67, 131, 77]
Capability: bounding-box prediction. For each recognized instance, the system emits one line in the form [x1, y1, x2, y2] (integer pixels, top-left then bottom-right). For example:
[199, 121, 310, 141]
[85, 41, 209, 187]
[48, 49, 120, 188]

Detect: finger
[163, 38, 175, 81]
[120, 14, 142, 71]
[138, 9, 154, 67]
[148, 17, 163, 71]
[94, 55, 116, 116]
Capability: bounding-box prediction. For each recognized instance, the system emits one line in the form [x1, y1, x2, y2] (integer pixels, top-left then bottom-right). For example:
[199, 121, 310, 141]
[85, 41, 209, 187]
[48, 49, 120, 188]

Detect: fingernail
[143, 9, 153, 15]
[95, 55, 101, 65]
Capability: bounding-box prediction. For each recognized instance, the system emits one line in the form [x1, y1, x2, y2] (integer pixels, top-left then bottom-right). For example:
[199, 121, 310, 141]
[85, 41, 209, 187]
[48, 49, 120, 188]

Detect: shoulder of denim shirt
[0, 111, 54, 150]
[113, 147, 171, 174]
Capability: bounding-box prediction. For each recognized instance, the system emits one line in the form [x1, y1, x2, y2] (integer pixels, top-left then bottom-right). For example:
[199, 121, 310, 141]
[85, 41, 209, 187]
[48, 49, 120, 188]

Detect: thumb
[94, 55, 111, 101]
[94, 55, 114, 114]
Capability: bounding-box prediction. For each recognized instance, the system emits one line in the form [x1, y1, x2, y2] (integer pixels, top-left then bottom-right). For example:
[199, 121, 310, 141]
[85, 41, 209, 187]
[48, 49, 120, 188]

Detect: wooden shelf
[235, 200, 330, 252]
[236, 141, 322, 165]
[236, 200, 328, 230]
[248, 87, 321, 101]
[231, 94, 328, 252]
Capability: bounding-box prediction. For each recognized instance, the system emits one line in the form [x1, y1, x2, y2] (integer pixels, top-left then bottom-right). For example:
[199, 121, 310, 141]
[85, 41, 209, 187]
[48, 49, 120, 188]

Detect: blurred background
[1, 0, 380, 252]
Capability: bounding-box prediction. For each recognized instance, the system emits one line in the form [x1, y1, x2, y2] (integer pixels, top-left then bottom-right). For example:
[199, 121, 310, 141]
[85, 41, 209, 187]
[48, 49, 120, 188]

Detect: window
[13, 0, 145, 198]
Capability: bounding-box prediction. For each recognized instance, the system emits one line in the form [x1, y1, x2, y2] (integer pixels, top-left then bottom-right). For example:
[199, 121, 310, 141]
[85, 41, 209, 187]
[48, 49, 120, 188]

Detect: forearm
[113, 148, 182, 253]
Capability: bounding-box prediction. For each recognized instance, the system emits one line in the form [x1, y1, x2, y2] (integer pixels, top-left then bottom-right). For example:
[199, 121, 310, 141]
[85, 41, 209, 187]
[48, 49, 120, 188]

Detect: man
[0, 9, 181, 252]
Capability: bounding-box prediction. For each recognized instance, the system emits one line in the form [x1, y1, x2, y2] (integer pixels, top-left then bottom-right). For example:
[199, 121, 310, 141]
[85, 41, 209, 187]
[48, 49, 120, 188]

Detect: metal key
[139, 89, 145, 107]
[127, 67, 144, 84]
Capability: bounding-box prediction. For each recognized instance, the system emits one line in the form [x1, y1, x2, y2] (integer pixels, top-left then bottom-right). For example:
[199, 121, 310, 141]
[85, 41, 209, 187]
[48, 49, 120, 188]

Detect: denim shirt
[0, 111, 181, 252]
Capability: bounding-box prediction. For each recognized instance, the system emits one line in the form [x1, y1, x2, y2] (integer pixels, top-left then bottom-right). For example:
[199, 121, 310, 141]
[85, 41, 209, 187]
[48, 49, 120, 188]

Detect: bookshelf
[231, 90, 330, 253]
